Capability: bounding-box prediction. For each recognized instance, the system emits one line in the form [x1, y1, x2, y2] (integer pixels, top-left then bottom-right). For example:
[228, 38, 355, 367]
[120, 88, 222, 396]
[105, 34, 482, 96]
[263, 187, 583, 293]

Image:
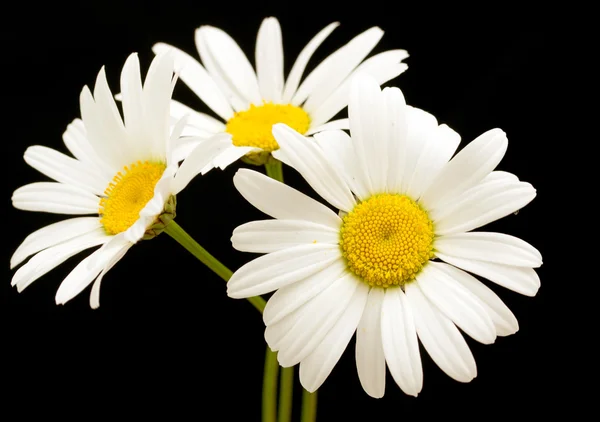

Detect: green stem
[164, 220, 266, 313]
[262, 348, 279, 422]
[265, 158, 284, 182]
[278, 366, 294, 422]
[301, 389, 317, 422]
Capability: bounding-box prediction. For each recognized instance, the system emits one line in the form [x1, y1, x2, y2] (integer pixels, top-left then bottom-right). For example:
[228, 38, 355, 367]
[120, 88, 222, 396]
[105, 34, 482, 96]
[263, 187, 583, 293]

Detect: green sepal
[143, 195, 177, 240]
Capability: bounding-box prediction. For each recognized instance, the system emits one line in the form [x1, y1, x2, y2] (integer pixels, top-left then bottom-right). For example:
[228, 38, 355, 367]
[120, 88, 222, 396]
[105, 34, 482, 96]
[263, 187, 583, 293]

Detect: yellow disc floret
[99, 161, 166, 235]
[225, 102, 311, 152]
[340, 194, 435, 288]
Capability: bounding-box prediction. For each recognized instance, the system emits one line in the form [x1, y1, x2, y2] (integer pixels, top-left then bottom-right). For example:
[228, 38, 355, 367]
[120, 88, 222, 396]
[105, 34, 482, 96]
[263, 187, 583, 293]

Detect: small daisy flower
[152, 17, 408, 168]
[227, 74, 541, 397]
[11, 53, 229, 308]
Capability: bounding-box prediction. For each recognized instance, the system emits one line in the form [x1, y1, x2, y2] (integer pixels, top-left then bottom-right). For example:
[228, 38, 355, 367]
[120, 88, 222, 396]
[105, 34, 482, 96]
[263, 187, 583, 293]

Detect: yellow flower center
[225, 102, 311, 152]
[340, 194, 435, 288]
[99, 161, 166, 235]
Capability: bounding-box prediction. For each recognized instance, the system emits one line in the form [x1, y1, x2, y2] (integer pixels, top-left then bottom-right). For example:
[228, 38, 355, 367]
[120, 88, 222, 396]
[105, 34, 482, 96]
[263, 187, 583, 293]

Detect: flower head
[153, 17, 408, 167]
[227, 74, 541, 397]
[11, 53, 229, 308]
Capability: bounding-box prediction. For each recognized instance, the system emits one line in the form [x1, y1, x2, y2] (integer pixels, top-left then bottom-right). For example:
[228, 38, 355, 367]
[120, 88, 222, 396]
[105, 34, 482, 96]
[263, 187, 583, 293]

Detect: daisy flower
[227, 74, 542, 397]
[10, 53, 228, 308]
[152, 17, 408, 169]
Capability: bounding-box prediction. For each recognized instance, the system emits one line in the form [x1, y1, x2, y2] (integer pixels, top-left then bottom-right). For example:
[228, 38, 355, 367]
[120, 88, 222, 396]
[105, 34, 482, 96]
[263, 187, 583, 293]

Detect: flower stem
[265, 158, 284, 182]
[262, 347, 279, 422]
[301, 389, 318, 422]
[278, 366, 294, 422]
[163, 220, 266, 313]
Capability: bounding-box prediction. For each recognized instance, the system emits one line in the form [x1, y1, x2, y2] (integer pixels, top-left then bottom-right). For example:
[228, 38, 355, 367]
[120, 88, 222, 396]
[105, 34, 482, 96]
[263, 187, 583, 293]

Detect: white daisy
[227, 74, 542, 397]
[11, 53, 229, 308]
[152, 17, 408, 168]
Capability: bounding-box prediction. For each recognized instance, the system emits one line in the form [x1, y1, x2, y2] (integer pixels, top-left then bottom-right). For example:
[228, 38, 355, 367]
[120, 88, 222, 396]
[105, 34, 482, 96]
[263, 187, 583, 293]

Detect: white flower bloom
[228, 74, 542, 397]
[153, 17, 408, 166]
[11, 53, 229, 308]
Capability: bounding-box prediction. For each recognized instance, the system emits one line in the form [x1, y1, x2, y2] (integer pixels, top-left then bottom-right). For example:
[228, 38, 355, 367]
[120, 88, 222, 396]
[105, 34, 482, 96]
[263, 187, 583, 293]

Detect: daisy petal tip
[225, 286, 242, 299]
[405, 388, 420, 398]
[523, 284, 540, 297]
[366, 26, 384, 37]
[124, 52, 139, 65]
[151, 43, 167, 54]
[364, 388, 385, 399]
[499, 325, 519, 337]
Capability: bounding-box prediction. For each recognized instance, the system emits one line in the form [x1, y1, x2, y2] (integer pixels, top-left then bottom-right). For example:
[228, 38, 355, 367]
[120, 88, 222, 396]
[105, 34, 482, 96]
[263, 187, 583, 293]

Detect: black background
[3, 1, 572, 419]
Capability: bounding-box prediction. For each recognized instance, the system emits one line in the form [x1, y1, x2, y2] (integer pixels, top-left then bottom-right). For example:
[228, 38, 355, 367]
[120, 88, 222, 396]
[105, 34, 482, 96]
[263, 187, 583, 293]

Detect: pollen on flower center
[99, 161, 166, 235]
[225, 102, 311, 152]
[339, 194, 434, 288]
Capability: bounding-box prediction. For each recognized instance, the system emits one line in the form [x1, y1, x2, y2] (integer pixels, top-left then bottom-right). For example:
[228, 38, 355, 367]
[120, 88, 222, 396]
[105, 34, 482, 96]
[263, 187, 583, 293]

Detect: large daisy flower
[227, 74, 542, 397]
[10, 53, 228, 308]
[152, 17, 408, 168]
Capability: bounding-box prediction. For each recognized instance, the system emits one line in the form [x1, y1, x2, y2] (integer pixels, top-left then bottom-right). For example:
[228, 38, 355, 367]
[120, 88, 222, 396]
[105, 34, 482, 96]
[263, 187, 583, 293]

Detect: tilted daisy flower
[11, 53, 229, 308]
[152, 17, 408, 169]
[227, 74, 542, 397]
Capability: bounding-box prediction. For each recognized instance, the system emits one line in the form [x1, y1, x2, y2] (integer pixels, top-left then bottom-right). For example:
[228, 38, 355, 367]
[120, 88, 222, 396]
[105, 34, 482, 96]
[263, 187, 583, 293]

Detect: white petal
[120, 53, 145, 156]
[296, 27, 384, 111]
[90, 242, 131, 309]
[306, 118, 349, 135]
[486, 170, 519, 183]
[416, 263, 496, 344]
[348, 73, 380, 194]
[273, 124, 355, 211]
[12, 182, 99, 214]
[405, 282, 477, 382]
[356, 288, 386, 398]
[310, 50, 409, 128]
[299, 281, 369, 392]
[233, 168, 342, 229]
[11, 228, 110, 292]
[170, 138, 203, 164]
[24, 146, 107, 196]
[196, 26, 261, 107]
[399, 106, 439, 194]
[153, 43, 234, 120]
[167, 115, 189, 166]
[79, 86, 122, 172]
[267, 272, 359, 366]
[263, 259, 347, 325]
[227, 244, 342, 298]
[282, 22, 339, 103]
[11, 217, 102, 269]
[212, 145, 258, 170]
[168, 99, 226, 132]
[256, 17, 284, 102]
[381, 287, 423, 397]
[407, 124, 461, 200]
[383, 87, 408, 194]
[434, 263, 519, 336]
[232, 219, 339, 253]
[172, 134, 232, 194]
[312, 129, 370, 200]
[435, 253, 541, 297]
[142, 52, 175, 161]
[421, 129, 508, 210]
[62, 119, 113, 179]
[92, 67, 131, 163]
[432, 180, 537, 236]
[435, 232, 542, 268]
[193, 34, 248, 113]
[55, 235, 130, 305]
